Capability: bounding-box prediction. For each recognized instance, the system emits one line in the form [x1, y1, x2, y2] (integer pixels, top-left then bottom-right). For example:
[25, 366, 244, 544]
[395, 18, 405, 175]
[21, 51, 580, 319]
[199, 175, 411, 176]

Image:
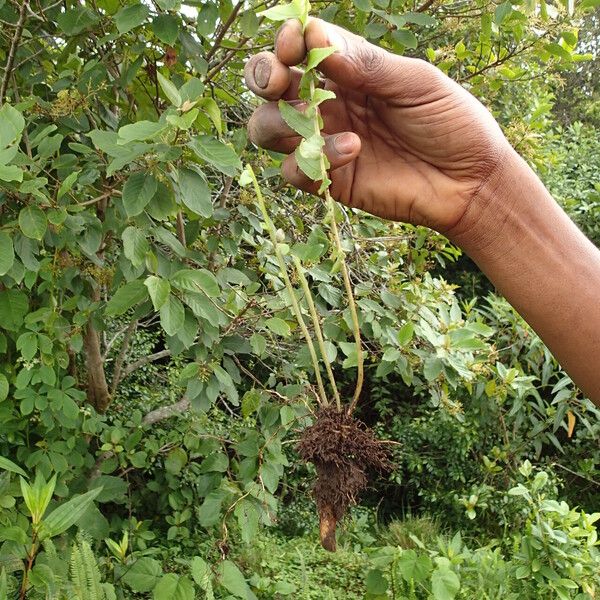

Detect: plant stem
[248, 166, 329, 407]
[292, 255, 341, 410]
[309, 80, 364, 414]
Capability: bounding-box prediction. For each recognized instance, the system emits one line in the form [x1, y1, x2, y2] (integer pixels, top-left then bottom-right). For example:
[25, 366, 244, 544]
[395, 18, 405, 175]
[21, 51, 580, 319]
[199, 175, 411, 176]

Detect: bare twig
[1, 0, 28, 102]
[142, 396, 191, 426]
[416, 0, 437, 12]
[121, 349, 172, 379]
[110, 320, 138, 395]
[205, 0, 244, 62]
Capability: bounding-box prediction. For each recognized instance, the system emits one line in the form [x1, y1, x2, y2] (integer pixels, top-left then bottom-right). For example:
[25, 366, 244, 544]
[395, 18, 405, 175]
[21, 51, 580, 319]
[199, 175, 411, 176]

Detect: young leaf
[157, 72, 182, 107]
[305, 46, 336, 71]
[144, 276, 171, 310]
[38, 487, 103, 539]
[258, 0, 310, 27]
[278, 101, 314, 139]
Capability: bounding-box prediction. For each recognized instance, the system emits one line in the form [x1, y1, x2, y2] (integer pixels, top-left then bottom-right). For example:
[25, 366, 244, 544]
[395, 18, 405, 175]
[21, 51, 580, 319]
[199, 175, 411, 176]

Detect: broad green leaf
[122, 226, 150, 267]
[265, 317, 291, 337]
[0, 374, 8, 402]
[0, 456, 27, 478]
[431, 567, 460, 600]
[396, 550, 432, 583]
[39, 487, 103, 539]
[278, 101, 314, 139]
[398, 322, 414, 346]
[295, 134, 324, 180]
[241, 389, 262, 417]
[115, 3, 149, 34]
[305, 47, 336, 71]
[0, 104, 25, 149]
[122, 557, 163, 592]
[258, 0, 309, 26]
[165, 447, 188, 475]
[190, 556, 212, 591]
[56, 6, 99, 35]
[219, 560, 257, 600]
[171, 269, 220, 297]
[160, 295, 185, 336]
[0, 290, 28, 331]
[118, 121, 166, 144]
[401, 11, 437, 26]
[494, 1, 513, 25]
[122, 173, 158, 217]
[0, 232, 14, 275]
[157, 72, 182, 107]
[392, 28, 418, 49]
[106, 281, 148, 316]
[177, 168, 212, 217]
[365, 569, 388, 594]
[0, 165, 23, 182]
[154, 574, 194, 600]
[189, 136, 242, 176]
[152, 14, 180, 46]
[19, 206, 47, 240]
[145, 276, 171, 310]
[197, 98, 222, 133]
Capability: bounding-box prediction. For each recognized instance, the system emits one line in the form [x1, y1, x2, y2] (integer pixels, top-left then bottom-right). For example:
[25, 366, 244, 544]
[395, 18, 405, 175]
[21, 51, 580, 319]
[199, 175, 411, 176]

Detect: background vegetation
[0, 0, 598, 598]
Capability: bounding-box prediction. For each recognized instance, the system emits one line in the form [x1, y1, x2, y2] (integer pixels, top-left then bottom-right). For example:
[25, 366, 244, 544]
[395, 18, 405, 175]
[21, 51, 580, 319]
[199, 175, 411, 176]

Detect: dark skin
[245, 18, 600, 405]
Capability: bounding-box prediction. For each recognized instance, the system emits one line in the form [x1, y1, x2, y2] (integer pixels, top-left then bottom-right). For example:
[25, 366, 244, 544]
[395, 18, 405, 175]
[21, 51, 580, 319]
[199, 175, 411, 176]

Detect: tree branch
[1, 0, 28, 103]
[416, 0, 437, 12]
[83, 321, 111, 413]
[142, 396, 191, 426]
[205, 1, 244, 62]
[121, 349, 172, 379]
[110, 320, 137, 395]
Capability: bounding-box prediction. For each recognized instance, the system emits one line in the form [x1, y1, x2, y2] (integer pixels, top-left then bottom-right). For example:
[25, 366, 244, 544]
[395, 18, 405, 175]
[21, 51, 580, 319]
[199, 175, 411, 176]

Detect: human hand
[244, 18, 513, 237]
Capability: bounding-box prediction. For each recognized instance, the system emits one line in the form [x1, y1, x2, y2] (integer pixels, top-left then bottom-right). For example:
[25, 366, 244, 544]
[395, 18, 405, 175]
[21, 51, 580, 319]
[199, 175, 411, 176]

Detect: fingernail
[323, 23, 346, 54]
[254, 58, 271, 89]
[334, 133, 355, 155]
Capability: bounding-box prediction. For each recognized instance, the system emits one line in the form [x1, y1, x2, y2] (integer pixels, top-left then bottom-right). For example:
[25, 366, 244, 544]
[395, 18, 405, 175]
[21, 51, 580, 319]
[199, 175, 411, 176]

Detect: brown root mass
[297, 407, 391, 552]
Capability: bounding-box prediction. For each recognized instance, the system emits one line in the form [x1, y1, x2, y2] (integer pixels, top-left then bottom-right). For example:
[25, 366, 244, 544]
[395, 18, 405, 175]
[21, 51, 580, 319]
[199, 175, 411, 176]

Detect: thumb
[304, 18, 444, 101]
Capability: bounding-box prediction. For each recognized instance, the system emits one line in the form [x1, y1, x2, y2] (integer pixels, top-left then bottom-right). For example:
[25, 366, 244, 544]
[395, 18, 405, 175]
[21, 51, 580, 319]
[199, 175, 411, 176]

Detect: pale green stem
[309, 79, 364, 414]
[247, 165, 329, 407]
[291, 255, 341, 410]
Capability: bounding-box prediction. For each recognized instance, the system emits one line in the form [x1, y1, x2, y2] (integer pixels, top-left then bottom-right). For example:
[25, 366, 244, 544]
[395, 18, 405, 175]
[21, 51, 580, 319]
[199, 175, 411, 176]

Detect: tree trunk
[83, 321, 111, 413]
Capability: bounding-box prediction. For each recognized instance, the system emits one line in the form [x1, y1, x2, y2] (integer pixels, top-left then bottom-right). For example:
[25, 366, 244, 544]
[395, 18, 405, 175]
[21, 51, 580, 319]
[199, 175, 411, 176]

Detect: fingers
[244, 52, 294, 101]
[303, 18, 447, 102]
[247, 101, 303, 154]
[274, 19, 306, 66]
[281, 132, 361, 194]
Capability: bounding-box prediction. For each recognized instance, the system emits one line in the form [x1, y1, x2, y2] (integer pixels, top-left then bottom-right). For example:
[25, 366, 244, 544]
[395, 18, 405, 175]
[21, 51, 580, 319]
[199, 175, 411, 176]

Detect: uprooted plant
[241, 0, 391, 552]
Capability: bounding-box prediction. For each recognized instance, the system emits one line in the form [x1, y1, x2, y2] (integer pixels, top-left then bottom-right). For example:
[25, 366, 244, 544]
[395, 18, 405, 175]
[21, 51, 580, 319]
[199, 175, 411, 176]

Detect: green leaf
[396, 550, 432, 583]
[0, 232, 14, 275]
[157, 72, 182, 107]
[398, 322, 414, 346]
[0, 374, 8, 402]
[431, 567, 460, 600]
[278, 101, 314, 139]
[305, 47, 336, 71]
[258, 0, 309, 26]
[0, 290, 28, 331]
[0, 456, 27, 478]
[189, 136, 242, 177]
[171, 269, 220, 297]
[39, 487, 103, 539]
[392, 28, 418, 49]
[19, 206, 47, 240]
[0, 104, 25, 149]
[241, 389, 262, 417]
[165, 447, 188, 475]
[118, 121, 166, 144]
[494, 1, 513, 25]
[219, 560, 257, 600]
[160, 295, 185, 336]
[122, 173, 158, 217]
[295, 134, 324, 180]
[115, 3, 149, 34]
[56, 6, 99, 35]
[177, 168, 212, 217]
[106, 281, 148, 316]
[122, 557, 163, 592]
[190, 556, 213, 591]
[0, 165, 23, 182]
[265, 317, 291, 337]
[145, 276, 171, 310]
[154, 574, 195, 600]
[401, 11, 437, 26]
[365, 569, 388, 594]
[152, 14, 180, 46]
[122, 226, 150, 267]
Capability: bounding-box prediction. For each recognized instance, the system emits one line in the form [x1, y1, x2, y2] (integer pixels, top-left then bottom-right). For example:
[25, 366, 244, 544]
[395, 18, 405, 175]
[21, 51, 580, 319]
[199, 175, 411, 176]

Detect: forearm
[451, 147, 600, 404]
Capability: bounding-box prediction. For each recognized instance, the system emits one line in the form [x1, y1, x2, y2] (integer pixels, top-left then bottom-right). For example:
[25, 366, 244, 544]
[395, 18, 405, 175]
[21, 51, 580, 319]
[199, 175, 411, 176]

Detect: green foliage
[0, 0, 597, 597]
